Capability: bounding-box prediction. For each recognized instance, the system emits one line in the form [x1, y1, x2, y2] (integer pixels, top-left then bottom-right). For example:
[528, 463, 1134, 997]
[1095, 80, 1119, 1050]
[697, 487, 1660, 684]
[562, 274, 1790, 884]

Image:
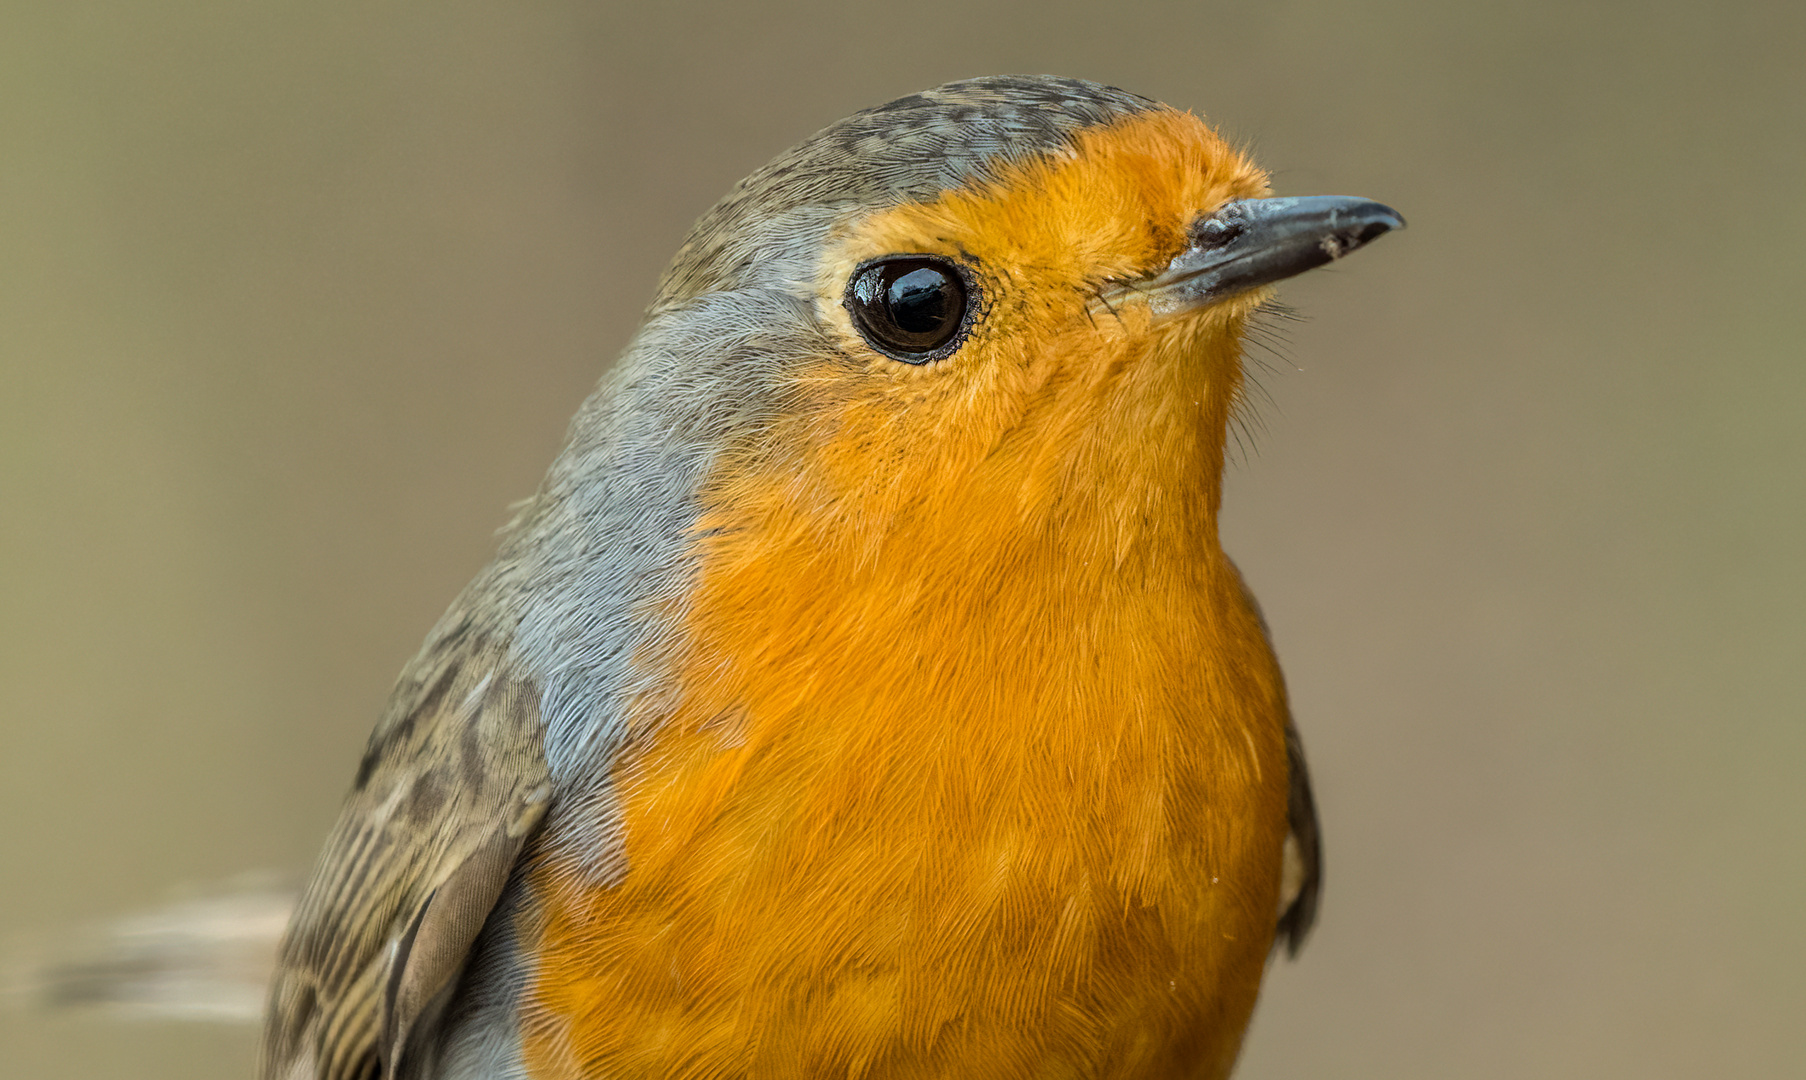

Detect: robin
[260, 75, 1401, 1080]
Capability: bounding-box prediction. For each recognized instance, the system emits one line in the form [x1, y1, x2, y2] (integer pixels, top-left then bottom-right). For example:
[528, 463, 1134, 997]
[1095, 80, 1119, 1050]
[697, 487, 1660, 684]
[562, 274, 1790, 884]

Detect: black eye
[844, 256, 975, 364]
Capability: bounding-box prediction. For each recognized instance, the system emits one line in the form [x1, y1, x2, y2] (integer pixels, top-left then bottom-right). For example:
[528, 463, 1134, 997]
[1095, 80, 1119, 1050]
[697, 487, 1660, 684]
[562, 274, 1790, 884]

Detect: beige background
[3, 2, 1802, 1077]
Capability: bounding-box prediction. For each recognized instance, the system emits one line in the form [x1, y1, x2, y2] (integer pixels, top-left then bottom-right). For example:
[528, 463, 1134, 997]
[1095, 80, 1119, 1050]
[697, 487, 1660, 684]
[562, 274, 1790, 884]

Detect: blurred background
[3, 1, 1801, 1077]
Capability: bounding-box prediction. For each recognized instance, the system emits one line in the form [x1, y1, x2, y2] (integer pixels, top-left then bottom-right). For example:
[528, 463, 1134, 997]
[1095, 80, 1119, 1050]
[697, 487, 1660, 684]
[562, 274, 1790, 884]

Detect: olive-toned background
[3, 2, 1801, 1077]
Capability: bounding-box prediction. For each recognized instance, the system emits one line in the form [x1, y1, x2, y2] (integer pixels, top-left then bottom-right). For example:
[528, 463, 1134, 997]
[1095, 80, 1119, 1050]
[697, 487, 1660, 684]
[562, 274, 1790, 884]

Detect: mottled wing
[1274, 714, 1322, 956]
[259, 619, 551, 1080]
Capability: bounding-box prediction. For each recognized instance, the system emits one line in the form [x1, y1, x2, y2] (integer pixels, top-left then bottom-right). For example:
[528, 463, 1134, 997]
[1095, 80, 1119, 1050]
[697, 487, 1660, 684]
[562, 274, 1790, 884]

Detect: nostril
[1190, 212, 1245, 249]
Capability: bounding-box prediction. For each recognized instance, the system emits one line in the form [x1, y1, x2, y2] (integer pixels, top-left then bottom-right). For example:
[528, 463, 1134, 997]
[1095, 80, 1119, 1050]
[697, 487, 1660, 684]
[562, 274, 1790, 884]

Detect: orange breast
[518, 507, 1290, 1079]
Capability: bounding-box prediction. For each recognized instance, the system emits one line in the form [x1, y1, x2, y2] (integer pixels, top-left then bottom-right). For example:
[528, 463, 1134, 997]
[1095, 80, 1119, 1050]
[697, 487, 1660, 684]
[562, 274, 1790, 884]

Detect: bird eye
[844, 256, 975, 364]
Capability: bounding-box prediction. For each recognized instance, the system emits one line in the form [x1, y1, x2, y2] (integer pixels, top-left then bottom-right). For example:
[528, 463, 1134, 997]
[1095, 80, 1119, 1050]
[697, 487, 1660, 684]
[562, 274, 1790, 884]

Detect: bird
[258, 75, 1401, 1080]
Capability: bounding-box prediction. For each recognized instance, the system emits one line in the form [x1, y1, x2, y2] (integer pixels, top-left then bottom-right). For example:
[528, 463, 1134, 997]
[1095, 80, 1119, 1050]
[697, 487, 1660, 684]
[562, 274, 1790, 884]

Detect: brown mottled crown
[654, 76, 1160, 308]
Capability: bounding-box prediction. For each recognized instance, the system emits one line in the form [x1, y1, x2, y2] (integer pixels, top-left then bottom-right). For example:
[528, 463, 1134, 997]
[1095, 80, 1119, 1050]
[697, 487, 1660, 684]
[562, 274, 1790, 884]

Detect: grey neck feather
[496, 286, 827, 784]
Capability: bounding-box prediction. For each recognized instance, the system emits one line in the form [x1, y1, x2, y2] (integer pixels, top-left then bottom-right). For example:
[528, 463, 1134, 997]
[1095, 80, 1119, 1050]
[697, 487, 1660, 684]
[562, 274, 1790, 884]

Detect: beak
[1107, 195, 1404, 318]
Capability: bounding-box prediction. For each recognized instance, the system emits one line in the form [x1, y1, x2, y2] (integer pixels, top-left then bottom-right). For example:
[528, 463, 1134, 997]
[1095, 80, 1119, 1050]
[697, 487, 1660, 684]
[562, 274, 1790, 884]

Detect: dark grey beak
[1115, 196, 1404, 318]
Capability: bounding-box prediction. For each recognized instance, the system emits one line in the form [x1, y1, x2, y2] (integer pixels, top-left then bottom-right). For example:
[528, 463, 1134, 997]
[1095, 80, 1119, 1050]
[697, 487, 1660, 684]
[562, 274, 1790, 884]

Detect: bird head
[513, 78, 1399, 692]
[624, 77, 1400, 572]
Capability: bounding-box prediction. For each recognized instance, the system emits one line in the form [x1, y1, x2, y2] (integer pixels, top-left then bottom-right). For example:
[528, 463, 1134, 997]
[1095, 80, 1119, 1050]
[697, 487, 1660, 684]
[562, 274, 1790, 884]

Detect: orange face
[522, 107, 1291, 1080]
[739, 108, 1276, 550]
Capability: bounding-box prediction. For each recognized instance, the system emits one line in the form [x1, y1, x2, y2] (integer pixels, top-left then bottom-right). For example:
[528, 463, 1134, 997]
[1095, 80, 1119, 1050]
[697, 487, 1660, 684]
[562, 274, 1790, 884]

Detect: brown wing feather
[259, 625, 551, 1080]
[1274, 714, 1322, 957]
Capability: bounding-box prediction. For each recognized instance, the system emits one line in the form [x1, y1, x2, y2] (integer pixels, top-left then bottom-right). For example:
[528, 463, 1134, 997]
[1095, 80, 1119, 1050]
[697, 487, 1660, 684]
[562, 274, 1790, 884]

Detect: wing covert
[259, 626, 551, 1080]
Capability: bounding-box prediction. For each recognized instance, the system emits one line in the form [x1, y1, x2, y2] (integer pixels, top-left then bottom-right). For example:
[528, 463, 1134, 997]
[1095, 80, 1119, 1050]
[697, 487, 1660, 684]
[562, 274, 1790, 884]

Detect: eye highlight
[844, 255, 976, 364]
